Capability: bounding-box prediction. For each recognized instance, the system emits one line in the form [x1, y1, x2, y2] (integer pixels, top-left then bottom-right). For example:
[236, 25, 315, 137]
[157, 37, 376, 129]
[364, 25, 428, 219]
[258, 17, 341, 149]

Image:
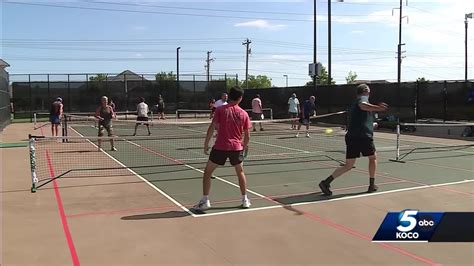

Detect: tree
[416, 77, 429, 83]
[345, 71, 358, 84]
[244, 75, 272, 89]
[305, 65, 335, 86]
[155, 71, 176, 81]
[89, 74, 107, 82]
[218, 77, 242, 89]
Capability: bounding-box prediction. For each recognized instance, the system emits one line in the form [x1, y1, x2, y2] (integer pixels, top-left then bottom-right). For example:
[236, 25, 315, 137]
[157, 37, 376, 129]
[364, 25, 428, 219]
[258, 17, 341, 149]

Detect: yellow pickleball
[325, 128, 334, 135]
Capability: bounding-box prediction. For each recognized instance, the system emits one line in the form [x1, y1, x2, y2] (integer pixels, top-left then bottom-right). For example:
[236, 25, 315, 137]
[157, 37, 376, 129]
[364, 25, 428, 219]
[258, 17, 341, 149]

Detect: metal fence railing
[11, 73, 235, 121]
[241, 81, 474, 122]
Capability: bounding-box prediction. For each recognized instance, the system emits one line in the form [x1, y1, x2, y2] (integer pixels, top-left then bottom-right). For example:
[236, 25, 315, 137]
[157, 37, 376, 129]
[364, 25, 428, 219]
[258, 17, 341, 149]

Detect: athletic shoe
[295, 133, 299, 138]
[241, 198, 251, 209]
[306, 133, 311, 138]
[253, 128, 256, 132]
[193, 199, 211, 211]
[319, 181, 333, 196]
[260, 128, 264, 131]
[111, 147, 118, 151]
[368, 184, 378, 193]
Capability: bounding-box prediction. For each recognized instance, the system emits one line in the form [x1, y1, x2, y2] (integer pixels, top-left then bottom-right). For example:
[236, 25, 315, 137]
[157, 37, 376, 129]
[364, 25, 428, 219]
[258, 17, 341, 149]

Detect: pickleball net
[391, 122, 474, 162]
[30, 111, 355, 192]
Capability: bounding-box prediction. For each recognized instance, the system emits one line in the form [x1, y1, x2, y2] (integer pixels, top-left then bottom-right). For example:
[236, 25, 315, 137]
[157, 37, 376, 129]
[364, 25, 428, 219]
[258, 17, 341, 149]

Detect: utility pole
[328, 0, 332, 84]
[393, 0, 407, 95]
[243, 38, 252, 89]
[283, 75, 288, 87]
[328, 0, 344, 85]
[313, 0, 317, 92]
[465, 13, 473, 81]
[206, 51, 214, 82]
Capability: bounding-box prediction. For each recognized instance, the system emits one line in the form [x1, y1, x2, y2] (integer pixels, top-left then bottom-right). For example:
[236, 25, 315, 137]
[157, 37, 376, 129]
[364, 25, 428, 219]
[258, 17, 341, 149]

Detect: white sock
[242, 194, 248, 201]
[202, 195, 209, 202]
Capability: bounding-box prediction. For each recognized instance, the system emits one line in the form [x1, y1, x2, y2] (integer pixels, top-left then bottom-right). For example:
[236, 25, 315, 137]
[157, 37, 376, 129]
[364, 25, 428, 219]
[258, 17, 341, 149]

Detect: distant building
[0, 59, 10, 69]
[0, 59, 10, 96]
[107, 70, 149, 82]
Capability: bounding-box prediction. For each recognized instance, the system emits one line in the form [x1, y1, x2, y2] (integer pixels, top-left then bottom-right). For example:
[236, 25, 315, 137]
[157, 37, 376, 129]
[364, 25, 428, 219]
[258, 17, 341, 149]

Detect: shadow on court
[273, 191, 367, 205]
[121, 211, 190, 220]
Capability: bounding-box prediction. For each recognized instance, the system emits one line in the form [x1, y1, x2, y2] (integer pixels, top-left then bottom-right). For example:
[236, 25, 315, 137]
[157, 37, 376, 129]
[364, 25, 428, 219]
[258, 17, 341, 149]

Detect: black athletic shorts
[252, 112, 263, 121]
[136, 116, 149, 124]
[298, 114, 311, 125]
[345, 136, 376, 159]
[209, 148, 244, 166]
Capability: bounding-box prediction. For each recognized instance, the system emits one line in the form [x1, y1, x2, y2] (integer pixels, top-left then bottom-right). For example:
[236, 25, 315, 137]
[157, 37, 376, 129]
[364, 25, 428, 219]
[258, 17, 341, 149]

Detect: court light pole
[283, 75, 288, 87]
[176, 47, 181, 107]
[313, 0, 317, 92]
[328, 0, 344, 85]
[465, 13, 473, 81]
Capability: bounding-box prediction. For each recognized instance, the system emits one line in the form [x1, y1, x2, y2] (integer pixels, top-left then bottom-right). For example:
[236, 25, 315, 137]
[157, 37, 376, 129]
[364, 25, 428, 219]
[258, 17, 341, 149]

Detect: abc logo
[395, 210, 435, 239]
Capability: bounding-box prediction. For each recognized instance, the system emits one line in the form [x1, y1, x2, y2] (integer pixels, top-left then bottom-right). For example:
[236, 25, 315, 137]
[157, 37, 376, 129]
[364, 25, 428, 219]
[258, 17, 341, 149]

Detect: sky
[1, 0, 474, 86]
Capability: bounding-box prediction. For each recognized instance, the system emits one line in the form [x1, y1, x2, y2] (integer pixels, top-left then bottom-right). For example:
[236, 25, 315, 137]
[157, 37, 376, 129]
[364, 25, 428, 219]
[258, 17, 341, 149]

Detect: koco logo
[395, 210, 435, 239]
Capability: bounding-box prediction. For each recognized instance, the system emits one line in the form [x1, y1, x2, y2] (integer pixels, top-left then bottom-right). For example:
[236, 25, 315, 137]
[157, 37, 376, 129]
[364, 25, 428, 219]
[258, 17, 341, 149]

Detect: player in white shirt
[288, 93, 300, 129]
[251, 94, 264, 131]
[214, 93, 228, 108]
[133, 97, 151, 136]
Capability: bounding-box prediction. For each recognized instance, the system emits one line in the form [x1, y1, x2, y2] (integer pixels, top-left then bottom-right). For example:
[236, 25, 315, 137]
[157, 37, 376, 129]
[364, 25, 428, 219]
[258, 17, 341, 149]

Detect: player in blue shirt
[296, 96, 316, 138]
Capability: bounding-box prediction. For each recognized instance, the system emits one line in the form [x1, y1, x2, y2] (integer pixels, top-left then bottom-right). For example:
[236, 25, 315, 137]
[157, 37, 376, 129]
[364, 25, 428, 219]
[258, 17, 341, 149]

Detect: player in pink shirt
[193, 86, 252, 211]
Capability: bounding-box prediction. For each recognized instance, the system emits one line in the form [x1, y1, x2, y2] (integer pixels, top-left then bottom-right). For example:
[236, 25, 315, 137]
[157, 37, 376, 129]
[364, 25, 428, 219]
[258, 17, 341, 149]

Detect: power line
[84, 0, 395, 17]
[4, 1, 394, 23]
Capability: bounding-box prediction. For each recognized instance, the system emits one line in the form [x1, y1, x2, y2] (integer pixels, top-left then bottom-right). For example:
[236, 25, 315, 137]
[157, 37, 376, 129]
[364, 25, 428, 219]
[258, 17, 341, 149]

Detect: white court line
[123, 138, 274, 207]
[371, 241, 429, 243]
[68, 127, 196, 217]
[194, 180, 474, 218]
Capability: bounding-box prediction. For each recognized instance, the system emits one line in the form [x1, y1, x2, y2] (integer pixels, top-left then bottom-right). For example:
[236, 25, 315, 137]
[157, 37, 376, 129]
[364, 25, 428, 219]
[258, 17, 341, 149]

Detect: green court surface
[39, 122, 474, 217]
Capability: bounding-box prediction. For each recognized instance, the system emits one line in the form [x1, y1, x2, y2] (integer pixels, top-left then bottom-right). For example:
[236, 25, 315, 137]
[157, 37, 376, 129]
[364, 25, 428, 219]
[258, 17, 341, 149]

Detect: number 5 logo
[397, 210, 418, 232]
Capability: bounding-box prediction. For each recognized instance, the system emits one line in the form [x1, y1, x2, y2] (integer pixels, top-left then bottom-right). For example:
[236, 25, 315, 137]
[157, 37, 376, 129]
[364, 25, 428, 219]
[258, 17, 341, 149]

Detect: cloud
[131, 25, 147, 31]
[234, 20, 286, 30]
[350, 30, 365, 34]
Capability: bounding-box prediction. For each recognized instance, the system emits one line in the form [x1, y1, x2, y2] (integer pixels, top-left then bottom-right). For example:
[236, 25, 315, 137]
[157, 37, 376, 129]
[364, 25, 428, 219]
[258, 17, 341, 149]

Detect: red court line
[46, 150, 80, 266]
[124, 138, 441, 264]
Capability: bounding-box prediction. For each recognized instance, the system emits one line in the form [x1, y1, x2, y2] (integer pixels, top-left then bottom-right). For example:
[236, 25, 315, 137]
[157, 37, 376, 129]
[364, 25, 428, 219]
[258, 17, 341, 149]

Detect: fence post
[443, 80, 448, 122]
[224, 73, 227, 90]
[193, 75, 196, 110]
[67, 74, 71, 112]
[28, 74, 32, 122]
[47, 74, 50, 110]
[414, 81, 419, 122]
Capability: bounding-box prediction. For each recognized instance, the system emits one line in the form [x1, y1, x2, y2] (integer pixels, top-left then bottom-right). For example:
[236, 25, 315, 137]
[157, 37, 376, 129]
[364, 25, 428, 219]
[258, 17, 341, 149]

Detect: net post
[28, 135, 39, 193]
[270, 108, 273, 120]
[389, 123, 405, 163]
[33, 113, 37, 129]
[62, 114, 68, 142]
